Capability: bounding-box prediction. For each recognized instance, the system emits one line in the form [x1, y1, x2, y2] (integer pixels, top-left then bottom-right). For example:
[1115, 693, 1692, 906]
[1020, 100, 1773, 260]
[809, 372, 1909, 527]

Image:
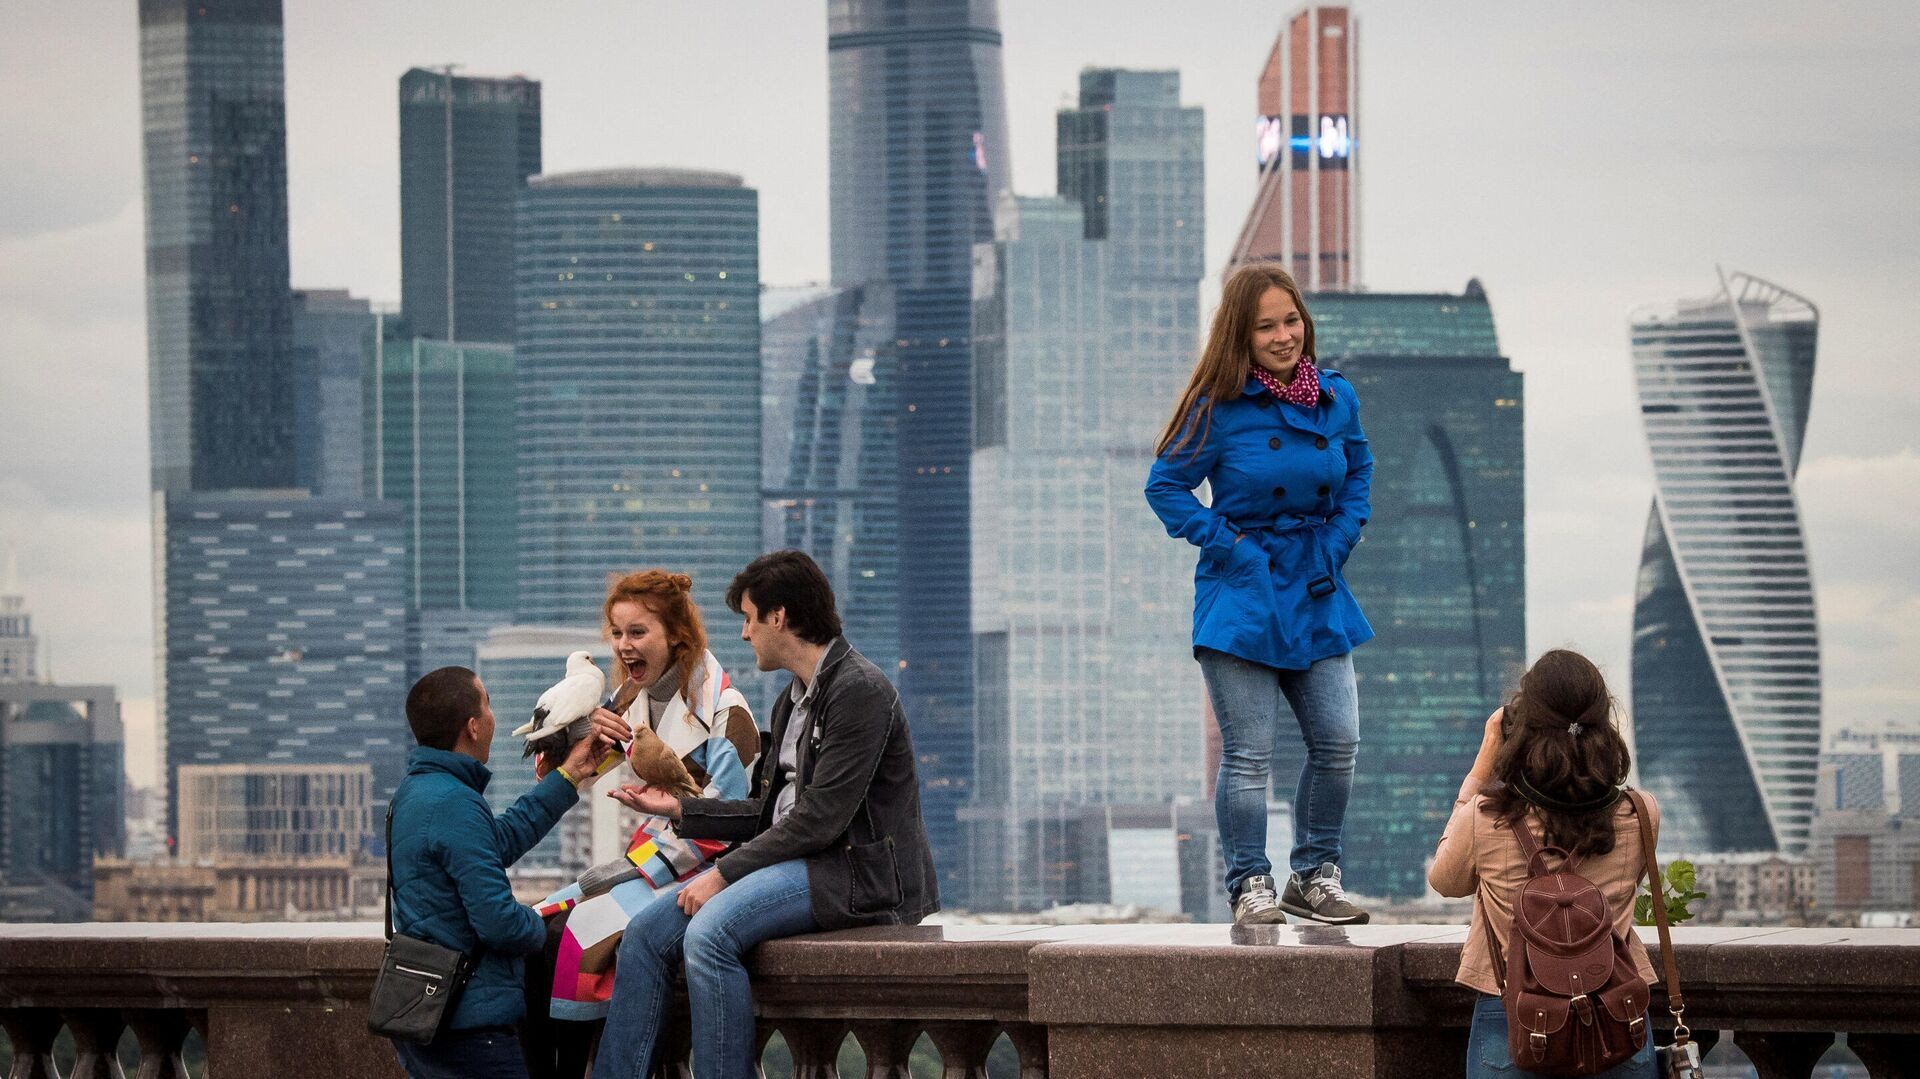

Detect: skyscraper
[1302, 282, 1525, 899]
[513, 170, 760, 675]
[828, 0, 1013, 898]
[1631, 271, 1821, 854]
[1228, 4, 1359, 289]
[0, 548, 36, 684]
[139, 0, 296, 492]
[0, 683, 123, 921]
[967, 70, 1204, 912]
[159, 492, 410, 836]
[761, 286, 901, 676]
[399, 68, 542, 344]
[290, 288, 374, 499]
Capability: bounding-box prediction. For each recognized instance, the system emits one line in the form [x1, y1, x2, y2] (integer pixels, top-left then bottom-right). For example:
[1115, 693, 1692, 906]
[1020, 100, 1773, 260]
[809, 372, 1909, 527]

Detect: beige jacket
[1428, 776, 1661, 996]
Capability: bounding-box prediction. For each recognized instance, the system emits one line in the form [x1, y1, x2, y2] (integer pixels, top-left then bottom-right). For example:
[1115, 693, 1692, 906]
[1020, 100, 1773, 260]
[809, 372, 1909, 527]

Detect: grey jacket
[677, 637, 939, 929]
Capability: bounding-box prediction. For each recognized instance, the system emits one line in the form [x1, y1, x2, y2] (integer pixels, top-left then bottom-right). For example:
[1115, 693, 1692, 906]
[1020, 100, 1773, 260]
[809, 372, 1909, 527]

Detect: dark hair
[726, 550, 842, 645]
[1482, 649, 1632, 858]
[406, 666, 484, 751]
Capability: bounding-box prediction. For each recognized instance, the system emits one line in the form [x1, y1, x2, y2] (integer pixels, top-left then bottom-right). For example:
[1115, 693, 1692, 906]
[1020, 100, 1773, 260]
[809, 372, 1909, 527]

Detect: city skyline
[3, 1, 1916, 793]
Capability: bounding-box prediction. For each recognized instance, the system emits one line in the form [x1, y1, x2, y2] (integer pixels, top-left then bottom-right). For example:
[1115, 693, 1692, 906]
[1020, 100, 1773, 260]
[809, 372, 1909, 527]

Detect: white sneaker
[1232, 874, 1287, 925]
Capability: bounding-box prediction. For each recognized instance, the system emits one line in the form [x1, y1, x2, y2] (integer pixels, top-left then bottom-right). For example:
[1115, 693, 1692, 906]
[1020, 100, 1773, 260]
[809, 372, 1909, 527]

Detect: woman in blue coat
[1146, 262, 1374, 927]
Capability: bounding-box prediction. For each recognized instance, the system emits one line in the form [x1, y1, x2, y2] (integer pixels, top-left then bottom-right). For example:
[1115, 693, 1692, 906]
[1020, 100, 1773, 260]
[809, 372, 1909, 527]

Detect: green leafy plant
[1635, 858, 1707, 925]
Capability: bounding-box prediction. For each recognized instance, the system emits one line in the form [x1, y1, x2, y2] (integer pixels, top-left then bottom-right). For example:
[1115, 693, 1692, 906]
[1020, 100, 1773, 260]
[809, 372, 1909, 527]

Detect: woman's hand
[608, 783, 682, 821]
[1468, 707, 1506, 785]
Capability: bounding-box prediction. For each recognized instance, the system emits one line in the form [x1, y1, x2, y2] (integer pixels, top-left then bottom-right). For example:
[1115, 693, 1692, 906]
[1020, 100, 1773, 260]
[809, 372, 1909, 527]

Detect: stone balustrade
[1, 922, 1916, 1078]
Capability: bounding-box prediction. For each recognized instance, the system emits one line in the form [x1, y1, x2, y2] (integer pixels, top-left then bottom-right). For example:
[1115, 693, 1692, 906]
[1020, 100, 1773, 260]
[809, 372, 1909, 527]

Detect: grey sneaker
[1281, 863, 1370, 925]
[1231, 874, 1287, 926]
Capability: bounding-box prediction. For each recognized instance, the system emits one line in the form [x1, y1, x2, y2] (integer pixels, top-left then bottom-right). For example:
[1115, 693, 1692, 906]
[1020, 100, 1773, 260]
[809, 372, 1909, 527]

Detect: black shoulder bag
[367, 800, 476, 1044]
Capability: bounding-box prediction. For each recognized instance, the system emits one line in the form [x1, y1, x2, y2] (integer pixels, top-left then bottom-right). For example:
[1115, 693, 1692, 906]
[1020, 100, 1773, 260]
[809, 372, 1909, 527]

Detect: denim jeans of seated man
[1198, 647, 1360, 898]
[1465, 995, 1657, 1079]
[393, 1025, 528, 1079]
[593, 858, 818, 1079]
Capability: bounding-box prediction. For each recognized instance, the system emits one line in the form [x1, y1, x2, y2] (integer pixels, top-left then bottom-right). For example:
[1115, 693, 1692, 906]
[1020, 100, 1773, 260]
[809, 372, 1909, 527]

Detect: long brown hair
[603, 569, 707, 707]
[1483, 649, 1633, 857]
[1154, 261, 1317, 460]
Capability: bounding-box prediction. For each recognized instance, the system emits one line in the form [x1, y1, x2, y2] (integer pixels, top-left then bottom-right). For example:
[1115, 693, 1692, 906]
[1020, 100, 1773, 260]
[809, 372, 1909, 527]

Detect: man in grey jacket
[592, 550, 936, 1079]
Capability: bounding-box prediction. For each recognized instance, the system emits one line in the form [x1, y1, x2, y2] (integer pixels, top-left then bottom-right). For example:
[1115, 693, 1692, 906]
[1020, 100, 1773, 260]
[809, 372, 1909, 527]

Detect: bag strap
[1626, 789, 1688, 1030]
[383, 799, 395, 942]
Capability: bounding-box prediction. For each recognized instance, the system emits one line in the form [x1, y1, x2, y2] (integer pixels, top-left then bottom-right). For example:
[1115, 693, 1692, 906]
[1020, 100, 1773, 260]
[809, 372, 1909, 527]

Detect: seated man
[387, 665, 629, 1079]
[593, 550, 939, 1079]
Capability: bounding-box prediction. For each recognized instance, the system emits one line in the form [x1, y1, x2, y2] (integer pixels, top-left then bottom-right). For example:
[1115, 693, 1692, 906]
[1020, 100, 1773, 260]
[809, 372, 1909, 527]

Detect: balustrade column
[1002, 1022, 1047, 1079]
[1732, 1030, 1835, 1079]
[125, 1010, 194, 1079]
[1847, 1034, 1920, 1079]
[780, 1019, 848, 1078]
[850, 1020, 918, 1079]
[923, 1021, 998, 1079]
[62, 1009, 129, 1079]
[1, 1008, 62, 1079]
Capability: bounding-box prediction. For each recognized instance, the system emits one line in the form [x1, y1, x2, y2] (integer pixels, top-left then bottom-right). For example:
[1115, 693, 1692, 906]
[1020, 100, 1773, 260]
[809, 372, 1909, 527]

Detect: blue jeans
[392, 1026, 527, 1079]
[592, 859, 818, 1079]
[1466, 995, 1656, 1078]
[1198, 647, 1360, 898]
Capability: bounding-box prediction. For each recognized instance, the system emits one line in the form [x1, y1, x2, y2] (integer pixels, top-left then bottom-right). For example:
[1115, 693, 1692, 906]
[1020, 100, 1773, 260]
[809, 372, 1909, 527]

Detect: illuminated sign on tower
[1230, 5, 1359, 289]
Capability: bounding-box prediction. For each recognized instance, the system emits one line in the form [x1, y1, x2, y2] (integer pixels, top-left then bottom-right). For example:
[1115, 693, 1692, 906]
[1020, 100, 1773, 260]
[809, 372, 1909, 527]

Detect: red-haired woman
[1146, 262, 1374, 926]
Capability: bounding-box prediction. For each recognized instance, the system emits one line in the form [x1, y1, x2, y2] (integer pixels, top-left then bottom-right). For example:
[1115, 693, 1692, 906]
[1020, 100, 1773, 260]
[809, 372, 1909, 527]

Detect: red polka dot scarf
[1251, 357, 1322, 407]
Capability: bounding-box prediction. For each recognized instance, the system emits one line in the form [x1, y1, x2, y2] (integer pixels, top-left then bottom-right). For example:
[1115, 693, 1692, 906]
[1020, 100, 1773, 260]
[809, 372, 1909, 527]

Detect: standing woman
[1145, 262, 1374, 926]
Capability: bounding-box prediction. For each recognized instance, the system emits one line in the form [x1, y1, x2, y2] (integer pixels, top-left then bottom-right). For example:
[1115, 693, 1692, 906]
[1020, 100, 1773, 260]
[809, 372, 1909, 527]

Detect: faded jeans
[591, 859, 818, 1079]
[1465, 995, 1657, 1078]
[1198, 647, 1360, 899]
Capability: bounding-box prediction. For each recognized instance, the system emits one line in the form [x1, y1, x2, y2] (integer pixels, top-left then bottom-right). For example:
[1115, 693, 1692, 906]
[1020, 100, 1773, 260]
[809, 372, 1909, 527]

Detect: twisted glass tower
[1631, 270, 1821, 854]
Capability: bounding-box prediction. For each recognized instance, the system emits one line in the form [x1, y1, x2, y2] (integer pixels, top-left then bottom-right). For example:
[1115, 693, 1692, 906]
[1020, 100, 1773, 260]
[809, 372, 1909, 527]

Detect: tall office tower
[0, 548, 36, 683]
[514, 170, 760, 674]
[761, 286, 901, 677]
[367, 336, 518, 617]
[0, 683, 123, 921]
[1294, 282, 1525, 899]
[828, 0, 1013, 899]
[290, 289, 374, 499]
[967, 70, 1204, 912]
[159, 492, 409, 838]
[399, 68, 542, 344]
[1631, 271, 1821, 854]
[1228, 4, 1358, 289]
[175, 763, 374, 860]
[139, 0, 296, 493]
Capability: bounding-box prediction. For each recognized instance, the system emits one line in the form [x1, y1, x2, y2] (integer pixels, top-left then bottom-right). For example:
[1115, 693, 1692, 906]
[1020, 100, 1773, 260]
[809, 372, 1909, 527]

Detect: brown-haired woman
[1429, 649, 1660, 1079]
[1145, 261, 1375, 925]
[525, 570, 759, 1067]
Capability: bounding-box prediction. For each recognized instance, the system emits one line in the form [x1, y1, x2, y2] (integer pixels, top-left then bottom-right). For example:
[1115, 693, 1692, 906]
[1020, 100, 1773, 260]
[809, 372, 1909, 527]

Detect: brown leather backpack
[1485, 791, 1655, 1076]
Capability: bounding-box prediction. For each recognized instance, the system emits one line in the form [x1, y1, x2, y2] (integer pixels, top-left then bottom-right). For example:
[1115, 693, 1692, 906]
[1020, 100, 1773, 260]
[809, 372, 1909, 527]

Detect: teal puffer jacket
[388, 746, 577, 1030]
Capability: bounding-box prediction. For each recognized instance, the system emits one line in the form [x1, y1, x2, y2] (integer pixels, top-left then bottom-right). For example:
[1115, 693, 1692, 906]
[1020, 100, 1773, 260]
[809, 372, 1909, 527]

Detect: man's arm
[440, 793, 547, 955]
[710, 673, 894, 884]
[491, 769, 579, 867]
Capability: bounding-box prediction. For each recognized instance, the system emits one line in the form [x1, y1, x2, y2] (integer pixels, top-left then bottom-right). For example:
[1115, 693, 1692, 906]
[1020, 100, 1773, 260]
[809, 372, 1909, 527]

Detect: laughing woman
[1145, 261, 1375, 926]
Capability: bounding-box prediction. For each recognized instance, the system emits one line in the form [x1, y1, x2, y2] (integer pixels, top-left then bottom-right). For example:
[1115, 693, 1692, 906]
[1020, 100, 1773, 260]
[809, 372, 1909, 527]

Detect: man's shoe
[1231, 874, 1287, 926]
[1280, 863, 1370, 925]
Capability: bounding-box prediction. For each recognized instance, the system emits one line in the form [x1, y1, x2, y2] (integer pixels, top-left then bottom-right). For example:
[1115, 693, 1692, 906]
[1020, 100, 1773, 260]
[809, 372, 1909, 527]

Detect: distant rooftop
[528, 168, 744, 190]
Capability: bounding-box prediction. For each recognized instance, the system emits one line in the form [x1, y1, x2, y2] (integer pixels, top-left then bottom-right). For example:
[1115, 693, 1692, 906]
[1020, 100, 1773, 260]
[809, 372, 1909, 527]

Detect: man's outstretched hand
[608, 782, 682, 820]
[552, 711, 634, 787]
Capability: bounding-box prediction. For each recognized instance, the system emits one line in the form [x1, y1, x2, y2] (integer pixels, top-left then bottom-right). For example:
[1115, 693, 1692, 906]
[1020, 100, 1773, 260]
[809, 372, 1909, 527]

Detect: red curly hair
[603, 569, 708, 706]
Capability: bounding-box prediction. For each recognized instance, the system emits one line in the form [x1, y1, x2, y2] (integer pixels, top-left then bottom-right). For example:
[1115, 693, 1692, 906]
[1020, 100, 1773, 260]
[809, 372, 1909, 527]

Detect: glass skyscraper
[1631, 271, 1821, 854]
[158, 492, 410, 836]
[139, 0, 296, 493]
[828, 0, 1013, 898]
[290, 288, 374, 500]
[761, 286, 901, 677]
[368, 336, 518, 617]
[399, 68, 542, 344]
[0, 683, 122, 921]
[967, 70, 1204, 912]
[513, 170, 760, 675]
[1302, 282, 1525, 899]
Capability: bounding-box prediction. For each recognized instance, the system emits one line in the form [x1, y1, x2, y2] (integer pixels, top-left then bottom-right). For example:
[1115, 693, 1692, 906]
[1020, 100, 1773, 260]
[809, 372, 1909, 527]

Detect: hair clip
[1567, 722, 1583, 736]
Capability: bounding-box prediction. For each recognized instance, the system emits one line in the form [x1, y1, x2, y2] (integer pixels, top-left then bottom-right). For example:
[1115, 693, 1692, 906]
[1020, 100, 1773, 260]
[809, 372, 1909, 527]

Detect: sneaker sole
[1277, 899, 1370, 925]
[1234, 905, 1290, 926]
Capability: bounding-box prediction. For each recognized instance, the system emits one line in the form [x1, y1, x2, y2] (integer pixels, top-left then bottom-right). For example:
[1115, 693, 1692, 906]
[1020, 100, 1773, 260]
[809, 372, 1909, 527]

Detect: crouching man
[387, 666, 631, 1078]
[592, 550, 939, 1079]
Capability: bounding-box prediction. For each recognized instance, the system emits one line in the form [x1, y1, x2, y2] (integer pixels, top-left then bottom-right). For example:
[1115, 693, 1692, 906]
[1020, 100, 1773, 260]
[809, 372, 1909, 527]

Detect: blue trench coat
[1145, 370, 1375, 671]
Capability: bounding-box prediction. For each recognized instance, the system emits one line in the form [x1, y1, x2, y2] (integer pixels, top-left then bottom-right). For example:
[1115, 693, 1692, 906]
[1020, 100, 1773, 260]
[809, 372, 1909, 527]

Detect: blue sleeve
[491, 769, 578, 868]
[1324, 382, 1373, 563]
[1144, 404, 1240, 565]
[436, 792, 546, 955]
[698, 723, 750, 800]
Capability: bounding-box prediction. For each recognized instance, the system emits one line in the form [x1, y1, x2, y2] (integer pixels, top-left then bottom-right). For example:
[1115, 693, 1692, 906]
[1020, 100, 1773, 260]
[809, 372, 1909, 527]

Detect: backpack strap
[1625, 789, 1687, 1027]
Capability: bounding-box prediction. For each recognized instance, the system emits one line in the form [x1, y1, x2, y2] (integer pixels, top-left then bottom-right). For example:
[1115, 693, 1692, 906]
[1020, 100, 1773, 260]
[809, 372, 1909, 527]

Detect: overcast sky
[2, 1, 1916, 787]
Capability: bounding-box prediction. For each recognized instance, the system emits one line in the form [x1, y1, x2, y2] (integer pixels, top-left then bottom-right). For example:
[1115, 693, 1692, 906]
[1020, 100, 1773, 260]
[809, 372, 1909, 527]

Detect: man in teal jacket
[387, 665, 630, 1078]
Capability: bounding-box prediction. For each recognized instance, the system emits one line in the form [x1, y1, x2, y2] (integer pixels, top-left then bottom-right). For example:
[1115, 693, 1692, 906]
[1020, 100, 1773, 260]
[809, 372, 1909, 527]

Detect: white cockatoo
[513, 650, 606, 754]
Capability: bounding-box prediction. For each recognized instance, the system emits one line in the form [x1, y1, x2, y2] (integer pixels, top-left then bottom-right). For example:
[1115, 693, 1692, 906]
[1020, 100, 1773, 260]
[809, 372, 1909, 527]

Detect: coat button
[1318, 485, 1331, 497]
[1257, 397, 1272, 409]
[1272, 486, 1286, 498]
[1268, 437, 1281, 450]
[1315, 436, 1329, 450]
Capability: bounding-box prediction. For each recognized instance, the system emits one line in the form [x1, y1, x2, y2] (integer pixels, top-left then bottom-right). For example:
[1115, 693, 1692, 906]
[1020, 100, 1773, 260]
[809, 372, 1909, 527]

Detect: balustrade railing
[1, 922, 1915, 1078]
